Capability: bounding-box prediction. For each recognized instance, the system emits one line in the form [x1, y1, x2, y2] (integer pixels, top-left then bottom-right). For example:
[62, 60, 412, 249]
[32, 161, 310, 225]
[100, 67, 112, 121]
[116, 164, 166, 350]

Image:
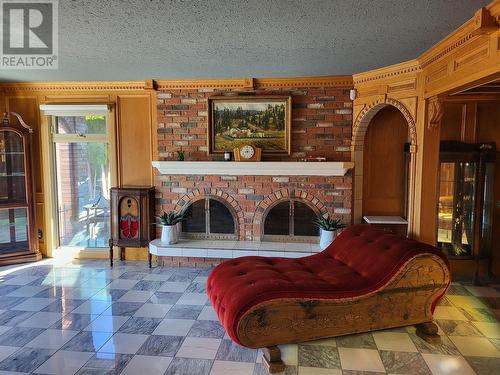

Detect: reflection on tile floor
[0, 259, 499, 374]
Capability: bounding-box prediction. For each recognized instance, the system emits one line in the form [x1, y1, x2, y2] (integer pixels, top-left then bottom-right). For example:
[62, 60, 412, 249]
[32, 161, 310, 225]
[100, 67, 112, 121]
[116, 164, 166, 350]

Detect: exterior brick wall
[157, 86, 353, 161]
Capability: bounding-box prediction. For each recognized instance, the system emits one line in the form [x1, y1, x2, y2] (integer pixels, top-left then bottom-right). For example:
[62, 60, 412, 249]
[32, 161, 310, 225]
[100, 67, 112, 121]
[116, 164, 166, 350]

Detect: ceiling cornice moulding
[352, 60, 421, 85]
[0, 80, 148, 92]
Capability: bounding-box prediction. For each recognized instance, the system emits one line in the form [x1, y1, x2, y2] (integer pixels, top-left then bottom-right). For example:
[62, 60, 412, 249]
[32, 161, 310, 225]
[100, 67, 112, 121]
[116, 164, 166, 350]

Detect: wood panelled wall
[440, 100, 500, 277]
[362, 107, 409, 217]
[0, 85, 156, 257]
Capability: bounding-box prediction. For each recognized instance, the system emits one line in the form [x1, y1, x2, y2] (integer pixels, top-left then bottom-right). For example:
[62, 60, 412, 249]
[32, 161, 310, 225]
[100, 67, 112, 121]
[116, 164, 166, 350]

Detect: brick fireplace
[154, 162, 353, 242]
[151, 79, 354, 266]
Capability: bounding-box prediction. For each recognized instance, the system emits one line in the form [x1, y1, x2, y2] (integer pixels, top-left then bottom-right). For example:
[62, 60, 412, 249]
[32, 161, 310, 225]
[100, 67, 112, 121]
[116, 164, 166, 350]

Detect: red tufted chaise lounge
[207, 225, 451, 373]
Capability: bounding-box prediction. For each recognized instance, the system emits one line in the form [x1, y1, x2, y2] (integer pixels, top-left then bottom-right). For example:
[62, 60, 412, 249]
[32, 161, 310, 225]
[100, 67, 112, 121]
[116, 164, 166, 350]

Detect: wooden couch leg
[262, 346, 286, 373]
[416, 321, 441, 344]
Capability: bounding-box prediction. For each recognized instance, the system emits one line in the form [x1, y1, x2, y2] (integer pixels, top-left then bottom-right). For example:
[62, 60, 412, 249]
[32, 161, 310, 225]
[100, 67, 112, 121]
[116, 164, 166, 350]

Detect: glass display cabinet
[437, 141, 496, 281]
[0, 112, 40, 265]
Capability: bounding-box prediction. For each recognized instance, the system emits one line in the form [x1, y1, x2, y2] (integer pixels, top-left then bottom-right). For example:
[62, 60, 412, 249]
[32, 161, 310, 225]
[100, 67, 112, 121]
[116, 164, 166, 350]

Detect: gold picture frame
[207, 96, 292, 154]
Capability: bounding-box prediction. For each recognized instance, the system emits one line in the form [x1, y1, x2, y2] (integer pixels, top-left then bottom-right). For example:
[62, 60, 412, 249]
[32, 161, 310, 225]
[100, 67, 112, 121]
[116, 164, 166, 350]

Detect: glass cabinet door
[0, 130, 29, 255]
[0, 130, 26, 205]
[437, 161, 477, 257]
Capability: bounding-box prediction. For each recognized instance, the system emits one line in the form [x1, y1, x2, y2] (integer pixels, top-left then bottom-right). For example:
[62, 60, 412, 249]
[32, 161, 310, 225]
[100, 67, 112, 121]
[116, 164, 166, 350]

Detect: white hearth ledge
[152, 161, 354, 176]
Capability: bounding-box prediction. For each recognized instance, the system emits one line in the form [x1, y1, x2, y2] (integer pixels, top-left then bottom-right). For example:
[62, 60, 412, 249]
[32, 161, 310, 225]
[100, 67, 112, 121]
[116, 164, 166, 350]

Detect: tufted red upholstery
[206, 224, 449, 346]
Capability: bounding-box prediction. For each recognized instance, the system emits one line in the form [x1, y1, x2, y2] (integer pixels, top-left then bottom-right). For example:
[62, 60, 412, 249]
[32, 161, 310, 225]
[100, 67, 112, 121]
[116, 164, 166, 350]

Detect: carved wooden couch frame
[207, 225, 450, 373]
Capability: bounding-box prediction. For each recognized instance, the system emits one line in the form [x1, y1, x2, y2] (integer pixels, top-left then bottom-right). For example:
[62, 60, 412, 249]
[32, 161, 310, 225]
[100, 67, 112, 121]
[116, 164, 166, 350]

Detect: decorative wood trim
[353, 60, 421, 85]
[155, 78, 254, 90]
[427, 97, 445, 130]
[0, 81, 148, 92]
[254, 75, 353, 88]
[419, 7, 498, 69]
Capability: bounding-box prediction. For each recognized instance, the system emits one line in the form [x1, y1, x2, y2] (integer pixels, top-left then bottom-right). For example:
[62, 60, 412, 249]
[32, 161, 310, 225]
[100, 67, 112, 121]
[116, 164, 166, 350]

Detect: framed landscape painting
[208, 96, 291, 154]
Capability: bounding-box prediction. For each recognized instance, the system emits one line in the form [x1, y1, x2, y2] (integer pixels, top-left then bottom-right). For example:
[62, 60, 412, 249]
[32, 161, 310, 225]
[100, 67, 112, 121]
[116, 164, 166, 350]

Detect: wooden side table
[362, 216, 408, 236]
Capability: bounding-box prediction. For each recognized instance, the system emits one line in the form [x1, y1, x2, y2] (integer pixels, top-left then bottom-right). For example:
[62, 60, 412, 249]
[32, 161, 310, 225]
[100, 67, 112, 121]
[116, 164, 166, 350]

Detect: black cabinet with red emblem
[109, 186, 155, 267]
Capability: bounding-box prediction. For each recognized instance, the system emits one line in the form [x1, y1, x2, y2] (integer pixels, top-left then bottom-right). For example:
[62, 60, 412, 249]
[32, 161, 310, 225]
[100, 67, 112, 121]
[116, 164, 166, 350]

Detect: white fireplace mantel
[152, 161, 354, 176]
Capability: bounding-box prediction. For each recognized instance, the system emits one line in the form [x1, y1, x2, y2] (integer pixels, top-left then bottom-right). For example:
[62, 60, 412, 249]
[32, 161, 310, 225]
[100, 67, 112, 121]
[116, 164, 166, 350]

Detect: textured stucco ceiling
[0, 0, 490, 82]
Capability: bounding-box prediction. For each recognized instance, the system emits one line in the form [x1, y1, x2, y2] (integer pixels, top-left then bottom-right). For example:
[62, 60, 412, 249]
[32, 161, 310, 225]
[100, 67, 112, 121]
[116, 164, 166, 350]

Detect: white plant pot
[319, 229, 336, 250]
[161, 225, 178, 244]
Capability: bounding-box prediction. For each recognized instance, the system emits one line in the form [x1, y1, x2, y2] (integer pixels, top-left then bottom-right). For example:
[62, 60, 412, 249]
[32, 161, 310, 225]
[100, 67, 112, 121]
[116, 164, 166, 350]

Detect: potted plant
[315, 216, 346, 250]
[158, 211, 185, 244]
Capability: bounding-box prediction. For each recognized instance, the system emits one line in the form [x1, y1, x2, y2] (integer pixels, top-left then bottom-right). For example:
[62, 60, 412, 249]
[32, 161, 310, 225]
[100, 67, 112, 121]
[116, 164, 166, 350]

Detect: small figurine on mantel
[177, 150, 185, 161]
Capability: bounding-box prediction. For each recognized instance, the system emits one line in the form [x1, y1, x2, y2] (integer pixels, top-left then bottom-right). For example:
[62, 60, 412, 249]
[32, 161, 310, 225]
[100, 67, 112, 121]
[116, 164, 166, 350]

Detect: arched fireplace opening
[181, 197, 237, 240]
[263, 199, 319, 242]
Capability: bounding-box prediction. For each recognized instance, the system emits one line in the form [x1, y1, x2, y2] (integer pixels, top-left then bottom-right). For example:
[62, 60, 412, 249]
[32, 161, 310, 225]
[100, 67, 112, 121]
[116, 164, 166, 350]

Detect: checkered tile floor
[0, 259, 499, 374]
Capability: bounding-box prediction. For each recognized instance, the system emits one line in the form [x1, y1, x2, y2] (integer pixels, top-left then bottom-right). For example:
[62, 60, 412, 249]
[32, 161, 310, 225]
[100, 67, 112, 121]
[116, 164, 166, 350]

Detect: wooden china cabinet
[0, 112, 41, 265]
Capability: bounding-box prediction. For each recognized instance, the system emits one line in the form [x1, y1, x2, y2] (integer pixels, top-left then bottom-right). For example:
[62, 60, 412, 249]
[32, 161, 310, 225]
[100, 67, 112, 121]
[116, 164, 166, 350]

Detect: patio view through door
[50, 109, 111, 249]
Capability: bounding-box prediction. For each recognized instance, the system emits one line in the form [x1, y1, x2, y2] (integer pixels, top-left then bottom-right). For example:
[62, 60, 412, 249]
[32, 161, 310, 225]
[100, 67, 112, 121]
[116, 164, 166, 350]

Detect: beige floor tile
[209, 360, 254, 375]
[279, 343, 298, 366]
[448, 336, 500, 357]
[472, 321, 500, 339]
[372, 332, 417, 352]
[447, 295, 488, 309]
[422, 353, 475, 375]
[338, 347, 385, 372]
[433, 306, 468, 321]
[176, 337, 221, 359]
[302, 338, 337, 347]
[298, 367, 342, 375]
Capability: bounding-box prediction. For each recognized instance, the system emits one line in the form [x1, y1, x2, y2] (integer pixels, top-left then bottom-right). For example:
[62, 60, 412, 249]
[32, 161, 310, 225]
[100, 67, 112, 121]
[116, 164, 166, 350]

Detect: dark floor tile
[0, 326, 45, 346]
[150, 292, 182, 304]
[436, 319, 483, 336]
[34, 286, 67, 298]
[186, 282, 206, 293]
[480, 297, 500, 309]
[447, 284, 472, 296]
[80, 352, 133, 374]
[253, 363, 296, 375]
[42, 298, 85, 313]
[165, 357, 212, 375]
[132, 280, 164, 291]
[0, 296, 25, 309]
[380, 350, 431, 375]
[0, 347, 54, 373]
[0, 310, 35, 326]
[457, 307, 499, 322]
[0, 285, 21, 296]
[215, 339, 258, 362]
[119, 271, 147, 280]
[118, 317, 161, 334]
[465, 356, 500, 375]
[52, 313, 97, 330]
[298, 344, 340, 369]
[76, 368, 116, 375]
[188, 320, 225, 338]
[409, 333, 461, 355]
[106, 302, 144, 316]
[336, 332, 376, 349]
[437, 296, 452, 306]
[61, 331, 113, 352]
[137, 335, 184, 357]
[166, 304, 203, 320]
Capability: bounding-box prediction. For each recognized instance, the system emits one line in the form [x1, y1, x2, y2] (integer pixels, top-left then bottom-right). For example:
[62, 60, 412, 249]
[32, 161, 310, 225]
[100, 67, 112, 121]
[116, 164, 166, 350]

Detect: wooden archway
[351, 97, 417, 233]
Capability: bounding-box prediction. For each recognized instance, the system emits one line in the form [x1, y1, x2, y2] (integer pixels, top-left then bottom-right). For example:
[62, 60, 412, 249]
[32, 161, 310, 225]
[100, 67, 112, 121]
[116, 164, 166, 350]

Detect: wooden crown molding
[0, 80, 148, 92]
[155, 78, 254, 90]
[254, 75, 352, 88]
[352, 60, 421, 85]
[419, 5, 499, 69]
[155, 75, 352, 90]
